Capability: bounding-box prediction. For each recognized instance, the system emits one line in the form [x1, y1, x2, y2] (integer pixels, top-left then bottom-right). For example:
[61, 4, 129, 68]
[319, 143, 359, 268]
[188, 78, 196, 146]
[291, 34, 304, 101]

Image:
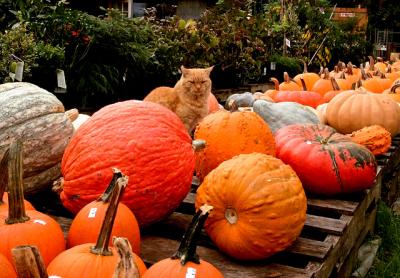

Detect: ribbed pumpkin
[275, 124, 377, 195]
[48, 177, 147, 278]
[143, 205, 223, 278]
[349, 125, 392, 156]
[195, 153, 307, 261]
[0, 253, 17, 278]
[361, 74, 392, 94]
[194, 109, 276, 181]
[326, 90, 400, 136]
[59, 100, 195, 227]
[0, 82, 74, 194]
[0, 141, 65, 266]
[253, 99, 320, 133]
[66, 169, 140, 253]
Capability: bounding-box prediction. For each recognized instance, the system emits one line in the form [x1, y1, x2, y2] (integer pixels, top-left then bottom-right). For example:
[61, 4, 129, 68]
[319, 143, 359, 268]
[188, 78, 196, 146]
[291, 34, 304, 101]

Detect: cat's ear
[180, 65, 189, 77]
[205, 65, 214, 75]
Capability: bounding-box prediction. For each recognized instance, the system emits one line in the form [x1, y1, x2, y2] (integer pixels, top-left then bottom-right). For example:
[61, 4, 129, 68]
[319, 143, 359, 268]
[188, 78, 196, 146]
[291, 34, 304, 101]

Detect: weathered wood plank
[286, 238, 332, 261]
[304, 215, 347, 235]
[307, 199, 358, 215]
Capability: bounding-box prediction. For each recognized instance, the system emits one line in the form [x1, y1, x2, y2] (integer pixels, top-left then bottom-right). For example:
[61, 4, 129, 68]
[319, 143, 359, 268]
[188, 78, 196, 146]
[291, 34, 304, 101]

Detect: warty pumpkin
[59, 100, 195, 227]
[142, 205, 223, 278]
[252, 99, 320, 133]
[349, 125, 392, 156]
[0, 82, 74, 194]
[326, 89, 400, 136]
[48, 176, 147, 278]
[275, 124, 377, 195]
[194, 109, 276, 181]
[195, 153, 307, 260]
[66, 168, 140, 253]
[0, 141, 65, 266]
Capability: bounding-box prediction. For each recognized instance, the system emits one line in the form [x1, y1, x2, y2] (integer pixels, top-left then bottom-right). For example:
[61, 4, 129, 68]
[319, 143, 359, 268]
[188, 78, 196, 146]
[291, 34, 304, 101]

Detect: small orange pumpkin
[142, 205, 223, 278]
[195, 153, 307, 261]
[293, 61, 320, 90]
[279, 72, 302, 91]
[383, 80, 400, 102]
[349, 125, 392, 156]
[0, 252, 16, 278]
[66, 169, 140, 253]
[48, 175, 147, 278]
[0, 141, 65, 267]
[194, 109, 276, 181]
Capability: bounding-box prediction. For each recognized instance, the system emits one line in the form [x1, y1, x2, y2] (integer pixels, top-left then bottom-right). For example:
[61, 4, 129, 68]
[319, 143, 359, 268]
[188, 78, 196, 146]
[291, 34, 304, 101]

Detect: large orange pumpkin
[326, 90, 400, 136]
[59, 100, 195, 227]
[143, 205, 223, 278]
[195, 153, 307, 261]
[66, 169, 140, 253]
[48, 177, 147, 278]
[0, 253, 16, 278]
[194, 109, 276, 181]
[275, 124, 377, 195]
[0, 141, 65, 267]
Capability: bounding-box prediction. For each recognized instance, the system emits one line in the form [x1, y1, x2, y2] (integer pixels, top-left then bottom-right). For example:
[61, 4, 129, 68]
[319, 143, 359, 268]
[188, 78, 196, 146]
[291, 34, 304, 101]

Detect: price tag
[56, 69, 67, 89]
[88, 207, 97, 218]
[14, 61, 24, 81]
[185, 267, 196, 278]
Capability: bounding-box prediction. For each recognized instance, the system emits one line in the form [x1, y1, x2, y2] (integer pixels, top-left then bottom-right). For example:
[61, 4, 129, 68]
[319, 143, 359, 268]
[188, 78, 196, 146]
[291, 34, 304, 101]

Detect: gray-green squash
[0, 82, 74, 194]
[253, 100, 320, 133]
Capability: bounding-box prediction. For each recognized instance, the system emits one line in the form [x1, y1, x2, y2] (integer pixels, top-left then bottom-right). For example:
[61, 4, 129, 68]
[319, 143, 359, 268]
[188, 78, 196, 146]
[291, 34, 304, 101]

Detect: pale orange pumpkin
[195, 153, 307, 261]
[194, 110, 276, 181]
[326, 89, 400, 136]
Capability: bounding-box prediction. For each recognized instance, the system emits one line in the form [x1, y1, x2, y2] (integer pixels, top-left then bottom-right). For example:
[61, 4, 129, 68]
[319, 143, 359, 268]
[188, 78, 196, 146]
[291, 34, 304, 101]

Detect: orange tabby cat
[144, 65, 214, 134]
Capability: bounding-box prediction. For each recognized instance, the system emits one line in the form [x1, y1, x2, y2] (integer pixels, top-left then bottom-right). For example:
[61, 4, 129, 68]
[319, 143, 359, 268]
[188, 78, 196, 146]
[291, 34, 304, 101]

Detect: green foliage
[367, 201, 400, 278]
[269, 54, 302, 79]
[0, 24, 64, 85]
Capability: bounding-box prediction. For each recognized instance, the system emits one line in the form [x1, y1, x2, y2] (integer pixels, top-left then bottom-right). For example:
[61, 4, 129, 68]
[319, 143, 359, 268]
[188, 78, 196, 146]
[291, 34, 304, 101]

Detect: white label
[88, 207, 97, 218]
[56, 69, 67, 89]
[185, 267, 196, 278]
[33, 219, 46, 225]
[15, 61, 24, 81]
[285, 38, 291, 48]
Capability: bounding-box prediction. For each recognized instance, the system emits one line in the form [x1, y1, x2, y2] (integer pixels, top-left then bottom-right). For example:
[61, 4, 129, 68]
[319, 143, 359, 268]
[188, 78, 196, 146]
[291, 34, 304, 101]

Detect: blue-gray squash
[253, 100, 320, 133]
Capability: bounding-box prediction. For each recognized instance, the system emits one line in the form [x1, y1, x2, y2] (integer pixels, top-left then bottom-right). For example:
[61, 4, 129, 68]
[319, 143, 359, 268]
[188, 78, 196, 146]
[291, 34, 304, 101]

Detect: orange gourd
[361, 69, 392, 93]
[279, 72, 302, 91]
[349, 125, 392, 156]
[142, 205, 223, 278]
[312, 69, 335, 96]
[194, 109, 276, 181]
[321, 78, 348, 103]
[264, 77, 280, 99]
[0, 141, 65, 267]
[48, 175, 147, 278]
[195, 153, 307, 260]
[326, 90, 400, 136]
[66, 169, 140, 253]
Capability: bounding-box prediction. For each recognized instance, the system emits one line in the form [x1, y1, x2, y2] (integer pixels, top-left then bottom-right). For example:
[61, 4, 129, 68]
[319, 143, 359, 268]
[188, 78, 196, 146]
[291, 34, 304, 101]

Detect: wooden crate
[50, 138, 400, 278]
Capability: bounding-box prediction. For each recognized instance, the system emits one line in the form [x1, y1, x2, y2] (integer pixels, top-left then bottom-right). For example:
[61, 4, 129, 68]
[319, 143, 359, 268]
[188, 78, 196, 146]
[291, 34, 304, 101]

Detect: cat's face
[179, 66, 213, 97]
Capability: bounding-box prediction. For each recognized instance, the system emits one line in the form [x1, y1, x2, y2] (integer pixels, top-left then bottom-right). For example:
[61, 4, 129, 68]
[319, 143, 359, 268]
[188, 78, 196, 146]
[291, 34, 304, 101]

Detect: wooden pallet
[50, 139, 400, 278]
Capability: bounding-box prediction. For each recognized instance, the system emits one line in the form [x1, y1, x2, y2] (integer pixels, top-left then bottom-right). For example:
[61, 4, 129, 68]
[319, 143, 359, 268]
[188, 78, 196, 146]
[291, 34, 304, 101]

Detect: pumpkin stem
[112, 237, 140, 278]
[330, 78, 340, 91]
[90, 174, 128, 256]
[172, 204, 213, 265]
[12, 245, 48, 278]
[302, 60, 308, 73]
[6, 140, 30, 224]
[368, 55, 375, 71]
[300, 78, 308, 91]
[192, 139, 206, 152]
[65, 108, 79, 122]
[323, 68, 330, 79]
[390, 81, 400, 94]
[97, 168, 123, 203]
[269, 78, 279, 91]
[0, 147, 10, 205]
[346, 63, 354, 75]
